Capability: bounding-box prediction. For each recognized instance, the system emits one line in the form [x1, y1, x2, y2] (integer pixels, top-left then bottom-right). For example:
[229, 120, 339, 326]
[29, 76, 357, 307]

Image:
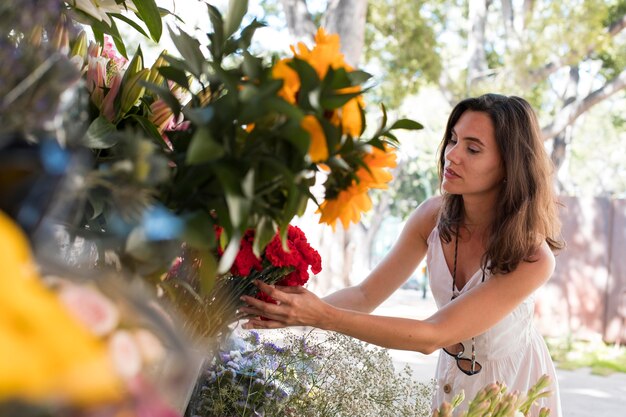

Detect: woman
[241, 94, 564, 416]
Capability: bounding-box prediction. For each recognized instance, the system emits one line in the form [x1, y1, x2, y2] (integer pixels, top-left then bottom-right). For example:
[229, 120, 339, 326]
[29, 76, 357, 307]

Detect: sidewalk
[376, 289, 626, 417]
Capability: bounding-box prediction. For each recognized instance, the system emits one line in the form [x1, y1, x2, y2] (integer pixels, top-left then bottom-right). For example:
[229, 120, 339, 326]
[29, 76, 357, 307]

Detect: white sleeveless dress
[427, 228, 562, 417]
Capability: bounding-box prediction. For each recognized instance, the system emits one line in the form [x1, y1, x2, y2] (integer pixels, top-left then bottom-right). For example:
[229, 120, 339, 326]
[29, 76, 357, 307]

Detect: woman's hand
[239, 280, 334, 330]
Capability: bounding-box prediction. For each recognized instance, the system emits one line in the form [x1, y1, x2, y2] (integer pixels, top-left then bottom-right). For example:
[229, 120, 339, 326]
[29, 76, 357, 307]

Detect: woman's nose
[445, 143, 460, 164]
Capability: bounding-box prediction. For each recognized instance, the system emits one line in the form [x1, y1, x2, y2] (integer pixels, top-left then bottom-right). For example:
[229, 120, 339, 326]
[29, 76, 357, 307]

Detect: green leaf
[225, 192, 250, 229]
[280, 182, 301, 229]
[242, 51, 263, 80]
[127, 114, 163, 144]
[124, 46, 144, 80]
[214, 163, 244, 196]
[198, 251, 217, 296]
[101, 18, 128, 58]
[289, 58, 321, 102]
[241, 168, 255, 199]
[319, 117, 342, 153]
[207, 3, 225, 60]
[133, 0, 163, 41]
[390, 119, 424, 130]
[217, 231, 241, 273]
[168, 25, 205, 77]
[84, 116, 119, 149]
[110, 31, 128, 59]
[280, 120, 310, 155]
[379, 103, 388, 130]
[87, 195, 104, 220]
[142, 80, 182, 119]
[159, 7, 182, 23]
[109, 13, 150, 38]
[381, 131, 399, 142]
[322, 66, 352, 91]
[182, 212, 217, 250]
[183, 106, 215, 125]
[348, 70, 373, 85]
[125, 227, 152, 261]
[158, 66, 189, 89]
[92, 27, 105, 45]
[320, 89, 366, 110]
[186, 128, 225, 165]
[253, 217, 276, 258]
[238, 19, 265, 50]
[224, 0, 248, 39]
[264, 97, 305, 121]
[161, 54, 190, 74]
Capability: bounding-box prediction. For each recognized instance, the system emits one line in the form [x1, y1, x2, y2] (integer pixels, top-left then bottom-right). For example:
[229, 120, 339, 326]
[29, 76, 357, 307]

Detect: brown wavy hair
[437, 94, 564, 275]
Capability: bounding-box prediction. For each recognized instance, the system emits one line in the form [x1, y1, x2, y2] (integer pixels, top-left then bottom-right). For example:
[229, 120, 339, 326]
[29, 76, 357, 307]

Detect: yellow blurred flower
[317, 184, 372, 231]
[291, 28, 348, 80]
[0, 210, 121, 406]
[317, 145, 397, 230]
[356, 144, 398, 188]
[272, 59, 300, 104]
[301, 115, 328, 162]
[272, 28, 364, 140]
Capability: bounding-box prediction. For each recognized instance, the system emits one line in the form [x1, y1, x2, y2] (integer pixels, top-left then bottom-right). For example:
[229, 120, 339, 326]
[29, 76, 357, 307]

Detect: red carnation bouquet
[166, 225, 321, 339]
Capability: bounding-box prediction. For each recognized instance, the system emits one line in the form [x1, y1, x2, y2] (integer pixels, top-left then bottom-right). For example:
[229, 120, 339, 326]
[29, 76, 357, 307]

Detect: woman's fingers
[240, 296, 285, 319]
[242, 318, 287, 330]
[274, 285, 306, 293]
[253, 280, 293, 303]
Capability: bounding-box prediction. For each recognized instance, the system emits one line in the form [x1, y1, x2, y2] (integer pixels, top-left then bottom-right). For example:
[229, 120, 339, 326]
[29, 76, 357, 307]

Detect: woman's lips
[444, 168, 460, 179]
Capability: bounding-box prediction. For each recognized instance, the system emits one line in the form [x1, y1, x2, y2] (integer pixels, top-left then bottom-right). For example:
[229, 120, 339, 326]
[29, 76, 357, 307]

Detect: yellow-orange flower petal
[339, 92, 364, 137]
[272, 28, 365, 138]
[317, 145, 397, 230]
[317, 185, 372, 231]
[356, 145, 398, 188]
[294, 28, 350, 79]
[272, 58, 300, 104]
[0, 211, 122, 406]
[301, 115, 328, 162]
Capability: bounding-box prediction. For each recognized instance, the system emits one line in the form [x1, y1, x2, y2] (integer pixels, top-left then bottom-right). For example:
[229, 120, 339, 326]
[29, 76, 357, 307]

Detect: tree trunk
[322, 0, 368, 66]
[542, 68, 626, 140]
[466, 0, 490, 91]
[279, 0, 317, 40]
[362, 190, 391, 269]
[549, 66, 579, 192]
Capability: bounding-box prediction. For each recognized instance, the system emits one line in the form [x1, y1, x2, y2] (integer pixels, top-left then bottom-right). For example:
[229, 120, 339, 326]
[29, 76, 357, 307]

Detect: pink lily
[85, 43, 108, 108]
[102, 72, 123, 121]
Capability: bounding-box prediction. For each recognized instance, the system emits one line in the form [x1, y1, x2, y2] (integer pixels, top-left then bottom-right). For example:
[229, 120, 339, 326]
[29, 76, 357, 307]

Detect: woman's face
[442, 110, 505, 196]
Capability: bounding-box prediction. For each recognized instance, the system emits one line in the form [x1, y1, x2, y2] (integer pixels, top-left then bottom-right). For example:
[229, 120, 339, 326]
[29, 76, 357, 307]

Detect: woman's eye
[468, 147, 480, 154]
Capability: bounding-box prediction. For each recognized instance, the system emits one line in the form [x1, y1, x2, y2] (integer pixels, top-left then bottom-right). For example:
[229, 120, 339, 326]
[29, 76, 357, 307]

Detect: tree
[261, 0, 626, 285]
[440, 0, 626, 184]
[277, 0, 368, 65]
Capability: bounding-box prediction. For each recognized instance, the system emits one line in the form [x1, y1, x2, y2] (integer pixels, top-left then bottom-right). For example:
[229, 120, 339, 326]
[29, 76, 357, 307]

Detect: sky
[149, 0, 295, 62]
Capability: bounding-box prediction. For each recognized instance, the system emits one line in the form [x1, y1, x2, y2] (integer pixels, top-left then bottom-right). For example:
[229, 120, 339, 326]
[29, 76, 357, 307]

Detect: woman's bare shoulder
[405, 196, 442, 243]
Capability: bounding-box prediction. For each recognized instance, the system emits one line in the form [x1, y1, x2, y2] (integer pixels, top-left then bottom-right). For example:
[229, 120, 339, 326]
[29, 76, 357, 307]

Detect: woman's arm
[319, 197, 440, 313]
[241, 241, 555, 355]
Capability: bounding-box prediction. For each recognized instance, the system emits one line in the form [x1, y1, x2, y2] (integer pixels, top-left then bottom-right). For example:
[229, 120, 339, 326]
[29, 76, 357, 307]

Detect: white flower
[513, 412, 525, 417]
[68, 0, 137, 26]
[133, 328, 165, 365]
[229, 350, 243, 361]
[58, 282, 119, 336]
[109, 329, 142, 379]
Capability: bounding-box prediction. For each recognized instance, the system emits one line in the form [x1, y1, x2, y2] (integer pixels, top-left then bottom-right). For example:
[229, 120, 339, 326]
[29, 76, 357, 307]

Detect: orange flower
[272, 28, 364, 137]
[317, 145, 397, 230]
[272, 59, 300, 104]
[356, 144, 397, 188]
[316, 185, 372, 231]
[301, 115, 328, 162]
[291, 28, 350, 79]
[330, 87, 364, 137]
